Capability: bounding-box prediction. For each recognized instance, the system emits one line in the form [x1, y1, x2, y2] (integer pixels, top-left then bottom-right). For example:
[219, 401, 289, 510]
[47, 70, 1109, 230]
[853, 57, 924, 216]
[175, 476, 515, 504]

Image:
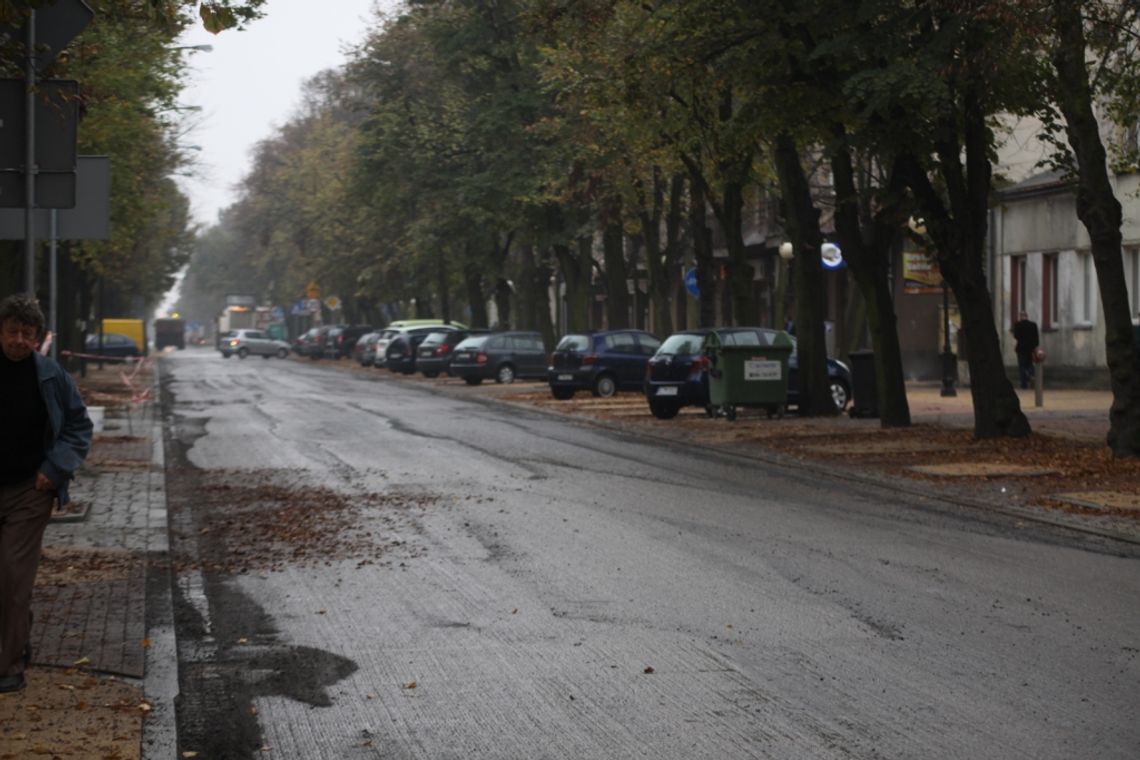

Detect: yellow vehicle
[100, 319, 147, 354]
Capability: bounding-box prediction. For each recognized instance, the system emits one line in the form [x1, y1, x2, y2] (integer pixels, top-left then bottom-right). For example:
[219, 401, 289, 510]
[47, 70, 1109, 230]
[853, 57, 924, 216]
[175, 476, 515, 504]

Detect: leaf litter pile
[172, 469, 439, 575]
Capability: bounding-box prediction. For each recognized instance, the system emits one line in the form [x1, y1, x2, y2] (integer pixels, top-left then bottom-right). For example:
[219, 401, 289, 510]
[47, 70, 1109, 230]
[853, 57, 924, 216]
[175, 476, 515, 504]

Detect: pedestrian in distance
[1012, 310, 1040, 390]
[0, 294, 92, 694]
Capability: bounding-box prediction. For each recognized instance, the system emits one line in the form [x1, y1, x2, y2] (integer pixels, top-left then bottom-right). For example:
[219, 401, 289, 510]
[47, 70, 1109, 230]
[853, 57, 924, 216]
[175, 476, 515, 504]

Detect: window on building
[1011, 255, 1027, 324]
[1076, 251, 1097, 325]
[1043, 253, 1059, 328]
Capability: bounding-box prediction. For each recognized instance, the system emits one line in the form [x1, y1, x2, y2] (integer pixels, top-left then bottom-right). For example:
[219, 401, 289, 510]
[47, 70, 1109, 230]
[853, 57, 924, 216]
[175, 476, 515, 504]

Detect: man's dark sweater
[0, 353, 47, 484]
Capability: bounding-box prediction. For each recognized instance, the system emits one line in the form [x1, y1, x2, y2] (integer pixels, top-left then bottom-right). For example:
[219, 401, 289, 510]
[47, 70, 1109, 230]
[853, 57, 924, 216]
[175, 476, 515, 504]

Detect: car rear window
[420, 331, 451, 346]
[657, 334, 704, 355]
[455, 336, 489, 350]
[603, 333, 637, 351]
[556, 335, 590, 352]
[511, 335, 544, 350]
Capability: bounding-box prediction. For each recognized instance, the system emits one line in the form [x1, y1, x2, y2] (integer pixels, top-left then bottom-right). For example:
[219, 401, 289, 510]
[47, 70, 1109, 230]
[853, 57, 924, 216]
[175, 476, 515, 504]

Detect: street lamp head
[778, 241, 794, 260]
[908, 216, 927, 236]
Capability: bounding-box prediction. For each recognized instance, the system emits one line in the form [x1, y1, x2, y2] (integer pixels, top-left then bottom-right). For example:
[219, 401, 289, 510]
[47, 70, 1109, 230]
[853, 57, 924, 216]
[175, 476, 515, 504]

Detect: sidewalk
[0, 362, 174, 759]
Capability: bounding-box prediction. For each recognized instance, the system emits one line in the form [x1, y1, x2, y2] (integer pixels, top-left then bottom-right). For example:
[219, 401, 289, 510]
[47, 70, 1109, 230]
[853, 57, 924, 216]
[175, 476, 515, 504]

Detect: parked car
[293, 327, 320, 356]
[373, 321, 460, 370]
[448, 331, 548, 385]
[84, 332, 141, 361]
[415, 329, 484, 377]
[305, 325, 341, 360]
[218, 328, 291, 359]
[324, 324, 374, 360]
[385, 325, 462, 374]
[353, 331, 383, 366]
[643, 327, 852, 419]
[548, 329, 661, 399]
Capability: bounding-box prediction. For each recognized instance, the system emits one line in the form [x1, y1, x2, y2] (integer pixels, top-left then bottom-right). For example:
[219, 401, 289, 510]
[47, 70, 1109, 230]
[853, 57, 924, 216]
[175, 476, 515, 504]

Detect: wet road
[159, 349, 1140, 759]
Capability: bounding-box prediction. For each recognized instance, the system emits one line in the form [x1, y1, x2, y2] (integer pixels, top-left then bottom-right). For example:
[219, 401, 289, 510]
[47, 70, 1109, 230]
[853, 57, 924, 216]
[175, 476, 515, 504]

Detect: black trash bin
[847, 349, 878, 418]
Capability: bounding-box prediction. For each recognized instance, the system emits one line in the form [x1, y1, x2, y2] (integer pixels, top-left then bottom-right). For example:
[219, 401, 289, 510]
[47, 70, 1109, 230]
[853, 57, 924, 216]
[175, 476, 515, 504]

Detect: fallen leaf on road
[643, 666, 655, 674]
[401, 681, 417, 690]
[73, 657, 91, 667]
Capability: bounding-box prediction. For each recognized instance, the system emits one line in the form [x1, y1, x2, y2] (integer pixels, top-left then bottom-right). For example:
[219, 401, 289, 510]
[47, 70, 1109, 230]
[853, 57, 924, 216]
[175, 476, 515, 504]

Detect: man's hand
[35, 472, 54, 491]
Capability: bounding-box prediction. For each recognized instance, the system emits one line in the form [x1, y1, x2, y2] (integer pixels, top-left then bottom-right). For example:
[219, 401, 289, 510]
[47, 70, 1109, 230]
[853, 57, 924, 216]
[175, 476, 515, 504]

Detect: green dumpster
[705, 330, 794, 420]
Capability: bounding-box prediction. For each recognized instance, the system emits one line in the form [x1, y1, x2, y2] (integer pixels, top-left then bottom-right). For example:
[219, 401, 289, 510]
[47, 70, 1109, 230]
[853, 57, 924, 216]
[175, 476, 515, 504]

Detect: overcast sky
[174, 0, 389, 226]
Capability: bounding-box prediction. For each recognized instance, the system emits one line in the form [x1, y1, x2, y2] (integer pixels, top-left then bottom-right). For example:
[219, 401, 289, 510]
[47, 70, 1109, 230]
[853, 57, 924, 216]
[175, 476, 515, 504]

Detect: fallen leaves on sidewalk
[0, 669, 144, 760]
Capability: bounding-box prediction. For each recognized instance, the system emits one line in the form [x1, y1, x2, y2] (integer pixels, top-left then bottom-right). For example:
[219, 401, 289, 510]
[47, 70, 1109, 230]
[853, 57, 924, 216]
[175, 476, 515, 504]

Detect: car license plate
[558, 374, 572, 381]
[656, 386, 678, 396]
[390, 352, 402, 360]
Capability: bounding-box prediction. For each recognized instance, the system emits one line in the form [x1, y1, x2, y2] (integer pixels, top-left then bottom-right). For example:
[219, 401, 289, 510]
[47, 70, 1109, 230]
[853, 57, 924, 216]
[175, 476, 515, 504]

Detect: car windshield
[455, 336, 489, 350]
[656, 333, 704, 356]
[555, 335, 590, 352]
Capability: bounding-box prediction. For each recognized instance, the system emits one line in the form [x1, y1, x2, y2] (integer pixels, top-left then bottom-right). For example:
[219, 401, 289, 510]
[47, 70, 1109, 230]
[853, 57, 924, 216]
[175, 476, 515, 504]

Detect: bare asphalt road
[159, 348, 1140, 760]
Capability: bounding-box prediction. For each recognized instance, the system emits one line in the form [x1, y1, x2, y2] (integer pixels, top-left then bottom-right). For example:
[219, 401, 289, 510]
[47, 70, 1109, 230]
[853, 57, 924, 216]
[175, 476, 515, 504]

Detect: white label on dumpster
[744, 359, 781, 381]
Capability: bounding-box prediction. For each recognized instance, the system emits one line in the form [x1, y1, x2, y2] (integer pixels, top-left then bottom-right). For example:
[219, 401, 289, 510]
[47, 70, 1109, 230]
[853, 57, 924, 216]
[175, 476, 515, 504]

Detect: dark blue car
[644, 327, 851, 419]
[548, 329, 662, 399]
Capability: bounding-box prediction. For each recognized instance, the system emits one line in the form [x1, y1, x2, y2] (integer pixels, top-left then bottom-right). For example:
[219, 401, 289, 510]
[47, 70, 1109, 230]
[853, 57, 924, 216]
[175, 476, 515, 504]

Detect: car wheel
[649, 401, 680, 420]
[262, 353, 270, 360]
[592, 374, 617, 398]
[221, 352, 231, 359]
[464, 376, 483, 386]
[237, 347, 249, 359]
[423, 371, 439, 378]
[551, 387, 575, 400]
[704, 405, 717, 418]
[496, 364, 516, 384]
[277, 348, 289, 359]
[830, 380, 850, 412]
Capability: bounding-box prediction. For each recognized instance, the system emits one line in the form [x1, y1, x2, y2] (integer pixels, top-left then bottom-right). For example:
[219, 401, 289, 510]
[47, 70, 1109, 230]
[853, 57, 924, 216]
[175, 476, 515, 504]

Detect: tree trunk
[830, 141, 912, 427]
[898, 109, 1030, 438]
[638, 167, 674, 337]
[721, 179, 754, 326]
[1052, 0, 1140, 456]
[493, 277, 512, 329]
[437, 249, 451, 324]
[463, 252, 489, 329]
[602, 199, 629, 329]
[774, 133, 835, 416]
[553, 240, 592, 333]
[664, 173, 685, 329]
[688, 178, 717, 328]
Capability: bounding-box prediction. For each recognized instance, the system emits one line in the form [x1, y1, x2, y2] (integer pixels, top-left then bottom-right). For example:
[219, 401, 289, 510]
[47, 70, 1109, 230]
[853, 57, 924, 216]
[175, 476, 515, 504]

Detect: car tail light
[692, 355, 710, 371]
[437, 344, 452, 356]
[581, 353, 597, 366]
[477, 352, 488, 365]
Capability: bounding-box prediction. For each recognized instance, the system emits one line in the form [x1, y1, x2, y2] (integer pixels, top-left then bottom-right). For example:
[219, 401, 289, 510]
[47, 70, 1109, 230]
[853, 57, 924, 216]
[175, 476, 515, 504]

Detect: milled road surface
[160, 349, 1140, 760]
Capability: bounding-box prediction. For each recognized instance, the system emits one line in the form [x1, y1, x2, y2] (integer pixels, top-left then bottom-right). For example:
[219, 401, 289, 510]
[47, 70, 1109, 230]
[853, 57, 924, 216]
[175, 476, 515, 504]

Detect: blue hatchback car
[644, 327, 851, 419]
[548, 329, 662, 399]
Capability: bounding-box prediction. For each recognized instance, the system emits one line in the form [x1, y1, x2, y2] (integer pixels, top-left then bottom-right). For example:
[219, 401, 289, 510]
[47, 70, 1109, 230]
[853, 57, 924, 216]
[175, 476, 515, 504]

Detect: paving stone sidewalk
[15, 384, 177, 759]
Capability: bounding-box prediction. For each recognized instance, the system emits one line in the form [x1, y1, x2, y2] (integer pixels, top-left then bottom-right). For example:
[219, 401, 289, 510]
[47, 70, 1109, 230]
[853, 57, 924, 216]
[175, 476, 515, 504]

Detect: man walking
[1012, 311, 1040, 390]
[0, 294, 92, 693]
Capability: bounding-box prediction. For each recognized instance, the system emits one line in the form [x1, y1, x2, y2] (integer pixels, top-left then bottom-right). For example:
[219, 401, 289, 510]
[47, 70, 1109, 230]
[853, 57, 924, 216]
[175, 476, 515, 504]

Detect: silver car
[219, 329, 291, 359]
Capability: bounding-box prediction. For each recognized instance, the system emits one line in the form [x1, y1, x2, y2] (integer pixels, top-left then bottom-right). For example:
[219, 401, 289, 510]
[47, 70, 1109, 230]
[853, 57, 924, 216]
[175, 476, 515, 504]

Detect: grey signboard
[0, 156, 110, 240]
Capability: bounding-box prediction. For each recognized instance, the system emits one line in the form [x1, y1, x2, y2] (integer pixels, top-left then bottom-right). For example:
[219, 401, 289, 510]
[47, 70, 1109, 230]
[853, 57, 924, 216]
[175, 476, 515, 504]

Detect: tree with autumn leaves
[176, 0, 1140, 454]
